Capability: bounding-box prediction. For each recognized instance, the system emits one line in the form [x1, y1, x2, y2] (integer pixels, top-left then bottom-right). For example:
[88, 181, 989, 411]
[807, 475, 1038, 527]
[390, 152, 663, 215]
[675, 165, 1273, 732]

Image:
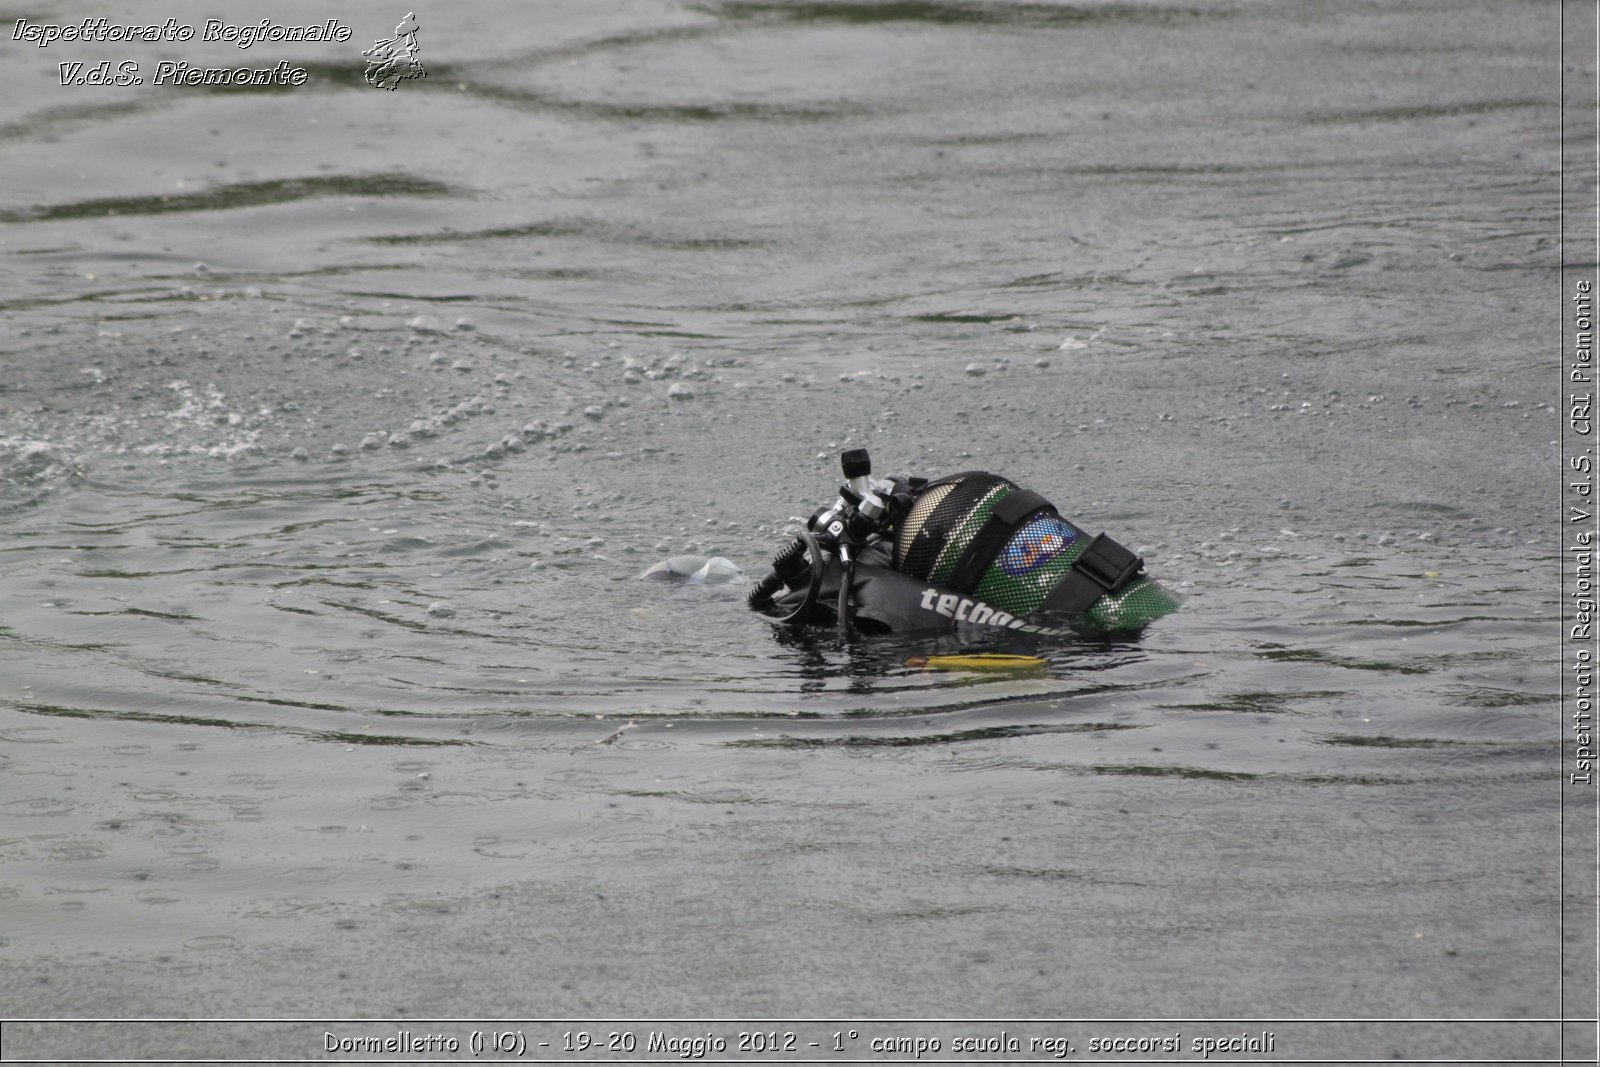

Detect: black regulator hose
[832, 547, 857, 639]
[747, 531, 826, 624]
[747, 536, 807, 608]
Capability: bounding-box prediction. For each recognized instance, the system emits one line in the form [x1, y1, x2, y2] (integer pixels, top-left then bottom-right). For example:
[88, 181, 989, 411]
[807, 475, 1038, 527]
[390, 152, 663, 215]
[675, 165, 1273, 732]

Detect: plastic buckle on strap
[1074, 532, 1142, 592]
[1036, 532, 1144, 620]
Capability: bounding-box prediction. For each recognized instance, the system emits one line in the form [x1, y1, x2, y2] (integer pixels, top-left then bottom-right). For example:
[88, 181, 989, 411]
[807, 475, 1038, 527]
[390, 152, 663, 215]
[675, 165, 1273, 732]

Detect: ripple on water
[49, 841, 109, 862]
[5, 797, 78, 817]
[182, 935, 240, 952]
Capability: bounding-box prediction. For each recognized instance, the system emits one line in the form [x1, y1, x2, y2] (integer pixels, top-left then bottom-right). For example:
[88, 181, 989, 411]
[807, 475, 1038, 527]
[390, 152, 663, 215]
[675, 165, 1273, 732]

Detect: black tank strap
[1037, 532, 1144, 619]
[943, 488, 1053, 593]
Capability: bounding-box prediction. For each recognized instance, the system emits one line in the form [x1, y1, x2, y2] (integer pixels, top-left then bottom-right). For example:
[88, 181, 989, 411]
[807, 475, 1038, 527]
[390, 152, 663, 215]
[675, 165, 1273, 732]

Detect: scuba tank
[748, 450, 1181, 637]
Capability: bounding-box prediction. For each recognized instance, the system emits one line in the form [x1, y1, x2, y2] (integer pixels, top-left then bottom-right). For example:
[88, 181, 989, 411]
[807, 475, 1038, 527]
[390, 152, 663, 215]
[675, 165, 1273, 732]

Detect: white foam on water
[0, 436, 82, 493]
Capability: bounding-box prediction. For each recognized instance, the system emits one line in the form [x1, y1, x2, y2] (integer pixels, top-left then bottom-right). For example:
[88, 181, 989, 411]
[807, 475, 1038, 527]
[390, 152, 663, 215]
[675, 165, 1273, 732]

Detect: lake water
[0, 1, 1591, 1062]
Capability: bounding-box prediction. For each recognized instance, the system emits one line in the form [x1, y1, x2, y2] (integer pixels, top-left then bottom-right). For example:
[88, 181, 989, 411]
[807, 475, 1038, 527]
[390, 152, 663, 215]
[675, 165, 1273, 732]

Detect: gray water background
[0, 0, 1588, 1059]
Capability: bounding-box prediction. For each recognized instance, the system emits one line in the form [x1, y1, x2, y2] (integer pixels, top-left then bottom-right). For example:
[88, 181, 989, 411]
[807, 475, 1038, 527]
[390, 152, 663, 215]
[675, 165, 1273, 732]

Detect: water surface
[0, 0, 1581, 1059]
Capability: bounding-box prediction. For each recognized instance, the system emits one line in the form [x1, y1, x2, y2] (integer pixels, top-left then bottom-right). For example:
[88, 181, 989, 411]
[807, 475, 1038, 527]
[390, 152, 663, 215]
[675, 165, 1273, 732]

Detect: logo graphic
[362, 12, 425, 90]
[998, 515, 1077, 577]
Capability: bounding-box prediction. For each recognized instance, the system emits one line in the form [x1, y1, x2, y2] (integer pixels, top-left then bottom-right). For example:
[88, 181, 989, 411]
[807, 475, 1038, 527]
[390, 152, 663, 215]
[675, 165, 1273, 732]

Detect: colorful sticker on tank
[998, 515, 1077, 576]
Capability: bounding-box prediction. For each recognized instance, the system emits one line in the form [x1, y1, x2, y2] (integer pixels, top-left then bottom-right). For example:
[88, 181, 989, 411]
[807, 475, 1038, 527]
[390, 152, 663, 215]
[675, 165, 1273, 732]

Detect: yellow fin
[909, 653, 1046, 672]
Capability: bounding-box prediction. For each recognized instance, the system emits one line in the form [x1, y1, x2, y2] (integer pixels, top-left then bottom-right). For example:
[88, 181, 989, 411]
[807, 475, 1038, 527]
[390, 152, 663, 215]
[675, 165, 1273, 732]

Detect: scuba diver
[644, 449, 1181, 639]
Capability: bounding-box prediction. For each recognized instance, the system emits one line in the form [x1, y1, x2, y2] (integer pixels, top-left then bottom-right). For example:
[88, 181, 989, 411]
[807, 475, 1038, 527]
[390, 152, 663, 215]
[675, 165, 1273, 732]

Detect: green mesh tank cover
[895, 478, 1180, 634]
